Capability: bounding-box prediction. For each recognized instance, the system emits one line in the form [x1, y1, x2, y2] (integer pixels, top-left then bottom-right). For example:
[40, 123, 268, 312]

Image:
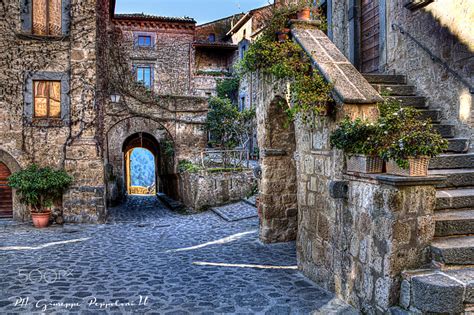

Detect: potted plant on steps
[378, 99, 448, 177]
[330, 117, 384, 174]
[297, 2, 312, 21]
[8, 164, 73, 228]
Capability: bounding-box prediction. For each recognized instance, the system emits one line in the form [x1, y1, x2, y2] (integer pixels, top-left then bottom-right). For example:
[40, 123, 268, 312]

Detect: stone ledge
[343, 172, 446, 186]
[376, 174, 446, 186]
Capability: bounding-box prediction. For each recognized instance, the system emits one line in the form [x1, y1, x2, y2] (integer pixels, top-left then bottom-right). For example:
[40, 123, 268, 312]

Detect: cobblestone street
[0, 196, 355, 314]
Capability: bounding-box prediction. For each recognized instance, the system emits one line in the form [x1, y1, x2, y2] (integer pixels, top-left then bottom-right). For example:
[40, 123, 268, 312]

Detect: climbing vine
[240, 3, 333, 127]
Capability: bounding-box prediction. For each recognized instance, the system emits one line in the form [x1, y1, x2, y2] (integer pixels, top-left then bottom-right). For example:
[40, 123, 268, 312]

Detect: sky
[115, 0, 271, 24]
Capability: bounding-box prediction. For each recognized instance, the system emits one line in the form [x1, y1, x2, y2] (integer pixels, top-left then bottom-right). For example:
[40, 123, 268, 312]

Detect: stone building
[193, 15, 241, 98]
[0, 0, 209, 222]
[253, 0, 474, 313]
[0, 0, 109, 222]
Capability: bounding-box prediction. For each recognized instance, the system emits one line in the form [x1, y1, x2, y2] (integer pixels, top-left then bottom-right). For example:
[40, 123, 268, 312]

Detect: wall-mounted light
[110, 93, 121, 103]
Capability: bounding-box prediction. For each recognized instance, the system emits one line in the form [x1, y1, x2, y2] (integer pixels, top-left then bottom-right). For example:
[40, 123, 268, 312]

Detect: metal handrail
[392, 23, 474, 94]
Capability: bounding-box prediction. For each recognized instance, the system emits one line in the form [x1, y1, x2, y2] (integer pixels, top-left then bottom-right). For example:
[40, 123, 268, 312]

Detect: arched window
[208, 33, 216, 42]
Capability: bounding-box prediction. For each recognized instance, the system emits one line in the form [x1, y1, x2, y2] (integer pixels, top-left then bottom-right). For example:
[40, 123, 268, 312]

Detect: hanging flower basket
[346, 154, 383, 174]
[386, 157, 430, 177]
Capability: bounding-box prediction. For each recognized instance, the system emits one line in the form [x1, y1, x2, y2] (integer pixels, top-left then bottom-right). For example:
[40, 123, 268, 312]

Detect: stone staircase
[364, 74, 474, 314]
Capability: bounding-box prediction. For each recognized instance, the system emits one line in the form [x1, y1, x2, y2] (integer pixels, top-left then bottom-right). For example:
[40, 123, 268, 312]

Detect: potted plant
[382, 128, 448, 176]
[297, 1, 312, 21]
[8, 164, 73, 228]
[330, 117, 384, 174]
[378, 100, 448, 177]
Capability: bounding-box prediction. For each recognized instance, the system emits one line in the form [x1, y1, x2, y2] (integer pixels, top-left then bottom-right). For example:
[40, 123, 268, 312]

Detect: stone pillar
[260, 149, 298, 243]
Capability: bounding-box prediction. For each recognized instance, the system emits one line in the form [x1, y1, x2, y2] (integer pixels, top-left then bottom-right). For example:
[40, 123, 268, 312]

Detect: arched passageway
[122, 133, 159, 196]
[0, 162, 12, 218]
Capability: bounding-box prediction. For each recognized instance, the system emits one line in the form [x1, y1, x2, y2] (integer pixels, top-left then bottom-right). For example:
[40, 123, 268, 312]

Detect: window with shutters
[20, 0, 70, 36]
[33, 81, 61, 118]
[32, 0, 62, 36]
[24, 71, 70, 126]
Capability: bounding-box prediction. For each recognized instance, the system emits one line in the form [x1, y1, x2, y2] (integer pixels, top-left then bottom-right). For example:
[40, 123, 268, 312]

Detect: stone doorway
[0, 162, 12, 218]
[123, 132, 160, 197]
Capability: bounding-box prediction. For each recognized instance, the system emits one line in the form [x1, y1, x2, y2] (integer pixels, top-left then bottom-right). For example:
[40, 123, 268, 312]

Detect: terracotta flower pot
[276, 28, 291, 42]
[297, 8, 311, 21]
[31, 211, 51, 228]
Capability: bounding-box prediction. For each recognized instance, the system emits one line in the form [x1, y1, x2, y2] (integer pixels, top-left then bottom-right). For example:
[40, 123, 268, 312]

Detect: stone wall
[330, 0, 474, 147]
[385, 0, 474, 145]
[178, 170, 256, 211]
[0, 0, 106, 223]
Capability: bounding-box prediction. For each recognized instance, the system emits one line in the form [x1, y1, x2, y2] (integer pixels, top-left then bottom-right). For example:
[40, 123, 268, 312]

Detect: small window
[208, 33, 216, 42]
[137, 35, 152, 47]
[240, 96, 246, 111]
[33, 81, 61, 118]
[136, 66, 152, 88]
[32, 0, 62, 36]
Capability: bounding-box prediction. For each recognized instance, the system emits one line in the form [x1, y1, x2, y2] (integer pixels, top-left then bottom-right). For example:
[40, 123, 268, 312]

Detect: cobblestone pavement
[0, 196, 356, 314]
[212, 202, 257, 221]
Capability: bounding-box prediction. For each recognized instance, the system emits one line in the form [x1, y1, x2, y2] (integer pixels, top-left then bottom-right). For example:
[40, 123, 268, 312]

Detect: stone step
[388, 96, 428, 108]
[436, 188, 474, 210]
[433, 124, 455, 138]
[434, 209, 474, 236]
[431, 235, 474, 265]
[371, 84, 416, 96]
[430, 169, 474, 188]
[446, 138, 470, 153]
[400, 268, 474, 313]
[418, 109, 441, 123]
[430, 153, 474, 170]
[363, 74, 406, 85]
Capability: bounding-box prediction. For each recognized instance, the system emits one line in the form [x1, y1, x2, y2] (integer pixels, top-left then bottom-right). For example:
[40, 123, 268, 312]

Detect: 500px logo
[17, 268, 73, 284]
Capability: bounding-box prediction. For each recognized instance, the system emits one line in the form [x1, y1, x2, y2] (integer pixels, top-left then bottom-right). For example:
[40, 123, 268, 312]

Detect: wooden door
[360, 0, 380, 73]
[0, 162, 13, 218]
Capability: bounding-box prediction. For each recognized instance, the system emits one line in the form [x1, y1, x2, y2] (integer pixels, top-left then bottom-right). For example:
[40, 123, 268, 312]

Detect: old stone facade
[0, 0, 211, 222]
[0, 0, 107, 222]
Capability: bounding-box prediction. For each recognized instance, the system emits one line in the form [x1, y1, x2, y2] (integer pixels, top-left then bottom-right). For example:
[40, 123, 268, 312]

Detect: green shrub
[178, 160, 201, 173]
[330, 118, 383, 156]
[8, 164, 73, 213]
[378, 100, 448, 168]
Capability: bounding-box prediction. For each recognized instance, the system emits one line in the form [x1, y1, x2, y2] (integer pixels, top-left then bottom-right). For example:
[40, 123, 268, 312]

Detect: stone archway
[0, 150, 27, 220]
[258, 97, 298, 243]
[105, 116, 176, 205]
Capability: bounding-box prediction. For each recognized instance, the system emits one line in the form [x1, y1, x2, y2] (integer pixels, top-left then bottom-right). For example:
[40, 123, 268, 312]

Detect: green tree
[207, 97, 255, 150]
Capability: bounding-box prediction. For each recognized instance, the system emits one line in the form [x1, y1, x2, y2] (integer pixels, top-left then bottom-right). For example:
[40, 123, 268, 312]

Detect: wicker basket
[346, 154, 383, 174]
[386, 157, 430, 177]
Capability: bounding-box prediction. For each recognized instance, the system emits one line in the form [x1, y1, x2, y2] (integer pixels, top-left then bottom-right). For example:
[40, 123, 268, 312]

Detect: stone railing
[291, 23, 383, 121]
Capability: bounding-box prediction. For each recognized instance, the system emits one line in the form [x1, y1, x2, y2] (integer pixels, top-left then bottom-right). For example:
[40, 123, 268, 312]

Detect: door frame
[348, 0, 387, 73]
